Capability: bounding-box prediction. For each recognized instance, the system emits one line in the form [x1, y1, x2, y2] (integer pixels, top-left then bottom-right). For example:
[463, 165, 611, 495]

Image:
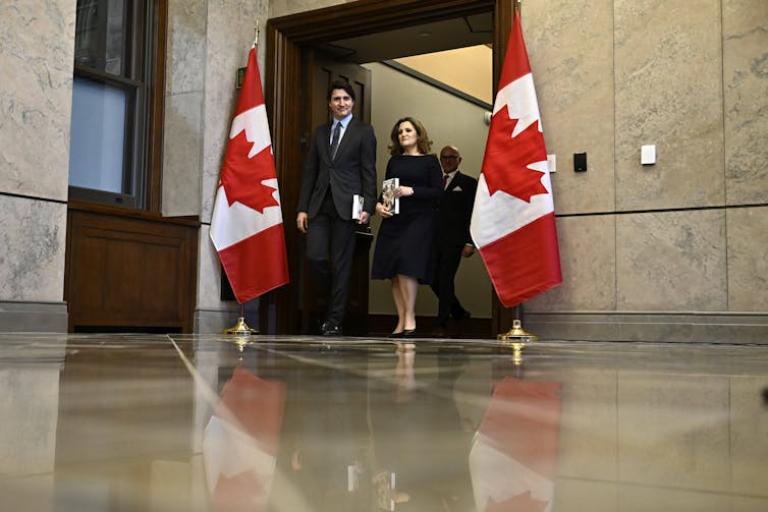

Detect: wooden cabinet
[65, 203, 199, 333]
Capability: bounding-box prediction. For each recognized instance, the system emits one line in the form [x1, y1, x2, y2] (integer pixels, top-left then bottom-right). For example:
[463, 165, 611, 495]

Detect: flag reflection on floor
[203, 367, 286, 511]
[469, 377, 561, 512]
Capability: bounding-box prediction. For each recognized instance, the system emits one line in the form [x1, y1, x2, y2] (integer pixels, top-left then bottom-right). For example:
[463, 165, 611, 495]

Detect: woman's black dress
[371, 154, 443, 283]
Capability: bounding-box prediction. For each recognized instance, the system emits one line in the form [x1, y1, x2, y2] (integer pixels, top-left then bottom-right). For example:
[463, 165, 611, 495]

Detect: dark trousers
[306, 194, 357, 327]
[430, 244, 468, 326]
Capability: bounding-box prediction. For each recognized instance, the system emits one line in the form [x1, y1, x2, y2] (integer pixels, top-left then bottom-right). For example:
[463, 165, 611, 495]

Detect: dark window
[69, 0, 158, 209]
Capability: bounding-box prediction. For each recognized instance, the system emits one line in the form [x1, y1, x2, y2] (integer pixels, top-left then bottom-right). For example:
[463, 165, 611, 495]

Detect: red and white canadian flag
[470, 11, 562, 307]
[210, 46, 289, 303]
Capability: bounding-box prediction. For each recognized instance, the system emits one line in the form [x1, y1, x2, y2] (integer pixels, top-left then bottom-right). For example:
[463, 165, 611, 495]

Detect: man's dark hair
[327, 80, 355, 102]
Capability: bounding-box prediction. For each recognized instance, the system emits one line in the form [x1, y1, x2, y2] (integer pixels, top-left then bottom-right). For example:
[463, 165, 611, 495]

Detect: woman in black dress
[372, 117, 443, 337]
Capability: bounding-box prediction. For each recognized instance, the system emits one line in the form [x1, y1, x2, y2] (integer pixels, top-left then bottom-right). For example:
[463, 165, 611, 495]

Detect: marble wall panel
[614, 0, 724, 210]
[0, 196, 66, 302]
[723, 0, 768, 205]
[727, 206, 768, 311]
[556, 369, 618, 481]
[162, 92, 203, 216]
[201, 0, 269, 224]
[730, 376, 768, 497]
[527, 215, 616, 312]
[167, 0, 207, 95]
[162, 0, 207, 217]
[524, 0, 615, 214]
[526, 312, 621, 341]
[617, 373, 730, 492]
[194, 225, 241, 334]
[527, 311, 768, 343]
[0, 0, 76, 201]
[0, 302, 68, 332]
[616, 210, 726, 311]
[196, 224, 226, 310]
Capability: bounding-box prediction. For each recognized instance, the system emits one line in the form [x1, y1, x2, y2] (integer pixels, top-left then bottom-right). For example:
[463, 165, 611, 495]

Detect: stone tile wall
[0, 0, 74, 321]
[523, 0, 768, 336]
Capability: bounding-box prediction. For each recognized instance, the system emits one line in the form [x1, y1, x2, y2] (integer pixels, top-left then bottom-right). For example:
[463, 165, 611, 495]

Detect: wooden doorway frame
[263, 0, 517, 335]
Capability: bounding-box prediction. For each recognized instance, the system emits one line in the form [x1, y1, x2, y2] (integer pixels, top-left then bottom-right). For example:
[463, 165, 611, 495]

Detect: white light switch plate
[641, 144, 656, 165]
[547, 153, 557, 173]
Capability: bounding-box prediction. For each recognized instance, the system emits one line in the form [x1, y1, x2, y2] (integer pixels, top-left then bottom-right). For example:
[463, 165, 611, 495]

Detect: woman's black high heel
[388, 331, 404, 338]
[402, 329, 417, 338]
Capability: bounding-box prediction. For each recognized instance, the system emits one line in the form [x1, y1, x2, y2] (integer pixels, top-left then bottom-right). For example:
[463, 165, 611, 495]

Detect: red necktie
[442, 174, 448, 189]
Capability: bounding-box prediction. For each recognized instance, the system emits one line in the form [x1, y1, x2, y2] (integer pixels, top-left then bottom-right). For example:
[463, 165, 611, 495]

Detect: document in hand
[352, 194, 364, 220]
[381, 178, 400, 215]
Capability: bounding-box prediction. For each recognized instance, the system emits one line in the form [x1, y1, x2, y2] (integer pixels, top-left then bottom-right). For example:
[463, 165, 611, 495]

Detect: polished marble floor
[1, 333, 767, 511]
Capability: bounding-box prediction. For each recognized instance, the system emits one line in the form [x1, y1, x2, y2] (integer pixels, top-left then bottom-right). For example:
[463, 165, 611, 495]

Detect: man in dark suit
[296, 80, 377, 336]
[431, 145, 477, 335]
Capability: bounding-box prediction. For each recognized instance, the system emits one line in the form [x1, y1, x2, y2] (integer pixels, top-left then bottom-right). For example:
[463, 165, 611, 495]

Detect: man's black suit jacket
[436, 171, 478, 247]
[297, 117, 377, 220]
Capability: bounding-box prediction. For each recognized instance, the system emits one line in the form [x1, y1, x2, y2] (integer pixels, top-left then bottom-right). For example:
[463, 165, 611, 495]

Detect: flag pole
[493, 5, 548, 362]
[224, 34, 258, 338]
[216, 25, 286, 339]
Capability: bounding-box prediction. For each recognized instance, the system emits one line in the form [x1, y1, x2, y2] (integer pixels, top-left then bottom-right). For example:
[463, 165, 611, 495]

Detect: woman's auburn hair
[388, 117, 433, 156]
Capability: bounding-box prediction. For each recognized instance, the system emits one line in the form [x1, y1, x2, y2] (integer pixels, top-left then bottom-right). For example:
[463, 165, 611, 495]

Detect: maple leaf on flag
[483, 104, 548, 202]
[220, 130, 280, 213]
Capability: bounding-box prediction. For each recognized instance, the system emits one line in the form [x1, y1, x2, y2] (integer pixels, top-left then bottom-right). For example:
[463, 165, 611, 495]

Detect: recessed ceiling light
[418, 31, 431, 37]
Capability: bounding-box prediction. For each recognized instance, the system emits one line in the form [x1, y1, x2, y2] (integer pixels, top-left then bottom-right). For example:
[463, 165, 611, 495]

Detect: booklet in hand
[352, 194, 365, 220]
[381, 178, 400, 215]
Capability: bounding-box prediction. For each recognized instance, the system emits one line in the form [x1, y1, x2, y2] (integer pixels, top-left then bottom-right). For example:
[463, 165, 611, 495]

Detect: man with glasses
[431, 145, 477, 337]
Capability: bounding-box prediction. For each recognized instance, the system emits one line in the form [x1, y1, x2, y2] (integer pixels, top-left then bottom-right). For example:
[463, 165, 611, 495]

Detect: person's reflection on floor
[275, 350, 372, 511]
[370, 345, 474, 511]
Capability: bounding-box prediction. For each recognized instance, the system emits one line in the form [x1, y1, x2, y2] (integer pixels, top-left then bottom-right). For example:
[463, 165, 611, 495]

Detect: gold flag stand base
[224, 317, 259, 336]
[223, 316, 259, 352]
[498, 319, 538, 365]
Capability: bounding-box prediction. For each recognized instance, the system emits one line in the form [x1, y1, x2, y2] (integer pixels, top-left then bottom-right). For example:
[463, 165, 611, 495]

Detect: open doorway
[264, 0, 516, 336]
[328, 27, 494, 336]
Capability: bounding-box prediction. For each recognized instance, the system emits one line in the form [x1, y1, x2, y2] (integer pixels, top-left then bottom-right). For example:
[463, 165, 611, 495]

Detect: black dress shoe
[388, 331, 404, 338]
[454, 310, 471, 321]
[430, 326, 448, 338]
[402, 329, 417, 338]
[321, 322, 342, 337]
